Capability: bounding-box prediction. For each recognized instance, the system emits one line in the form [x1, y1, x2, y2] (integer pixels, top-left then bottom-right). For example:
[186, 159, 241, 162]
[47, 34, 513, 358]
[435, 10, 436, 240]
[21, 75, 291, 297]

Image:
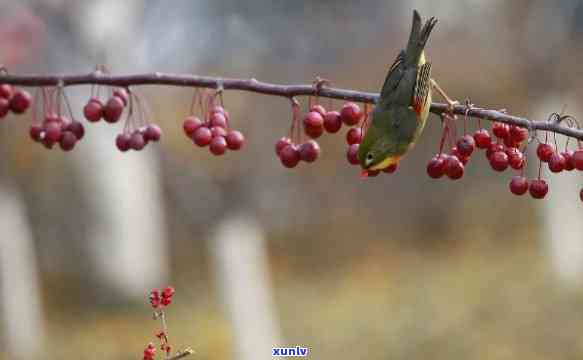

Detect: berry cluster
[29, 114, 85, 151]
[83, 88, 129, 123]
[183, 95, 245, 156]
[0, 84, 31, 118]
[149, 286, 175, 308]
[427, 112, 583, 202]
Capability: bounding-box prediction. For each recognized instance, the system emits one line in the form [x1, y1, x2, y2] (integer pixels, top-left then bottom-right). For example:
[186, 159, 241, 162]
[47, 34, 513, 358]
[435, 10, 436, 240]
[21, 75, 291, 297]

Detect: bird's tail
[404, 10, 437, 66]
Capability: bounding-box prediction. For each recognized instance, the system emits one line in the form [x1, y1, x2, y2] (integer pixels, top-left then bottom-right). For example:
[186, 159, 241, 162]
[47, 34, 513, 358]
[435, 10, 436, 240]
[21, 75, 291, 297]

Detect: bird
[358, 10, 456, 175]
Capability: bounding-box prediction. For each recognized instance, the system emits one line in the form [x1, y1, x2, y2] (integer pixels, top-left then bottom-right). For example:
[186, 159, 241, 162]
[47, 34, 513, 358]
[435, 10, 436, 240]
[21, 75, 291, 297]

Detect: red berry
[573, 150, 583, 170]
[113, 88, 129, 106]
[209, 136, 227, 155]
[506, 147, 524, 170]
[562, 151, 575, 171]
[193, 126, 212, 147]
[226, 130, 245, 150]
[45, 122, 62, 142]
[116, 133, 131, 152]
[83, 99, 103, 122]
[43, 113, 60, 126]
[42, 136, 55, 149]
[529, 179, 548, 199]
[456, 135, 475, 157]
[183, 116, 203, 136]
[490, 151, 509, 171]
[346, 144, 360, 165]
[280, 144, 300, 168]
[59, 131, 77, 151]
[162, 286, 175, 298]
[275, 137, 292, 157]
[427, 154, 446, 179]
[323, 111, 342, 133]
[486, 143, 505, 160]
[144, 124, 162, 142]
[0, 84, 13, 99]
[450, 146, 469, 165]
[299, 140, 320, 163]
[9, 89, 31, 114]
[340, 102, 362, 126]
[444, 155, 464, 180]
[509, 176, 529, 196]
[310, 104, 326, 117]
[130, 132, 146, 150]
[210, 126, 227, 138]
[103, 97, 124, 123]
[536, 143, 554, 163]
[29, 124, 43, 142]
[210, 112, 228, 128]
[473, 129, 492, 149]
[548, 152, 566, 173]
[346, 127, 362, 145]
[161, 297, 172, 306]
[580, 188, 583, 203]
[65, 121, 85, 140]
[210, 105, 225, 115]
[303, 111, 324, 139]
[0, 98, 9, 118]
[492, 122, 510, 139]
[510, 125, 528, 144]
[383, 163, 398, 174]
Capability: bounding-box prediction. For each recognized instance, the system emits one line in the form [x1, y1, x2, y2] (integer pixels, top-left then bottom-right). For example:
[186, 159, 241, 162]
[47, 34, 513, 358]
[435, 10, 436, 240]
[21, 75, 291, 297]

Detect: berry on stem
[183, 116, 203, 136]
[59, 132, 77, 151]
[210, 136, 227, 155]
[83, 98, 103, 122]
[340, 102, 362, 126]
[490, 151, 509, 171]
[536, 143, 554, 163]
[427, 154, 446, 179]
[299, 140, 320, 163]
[529, 179, 548, 199]
[9, 89, 31, 114]
[103, 97, 124, 123]
[116, 133, 131, 152]
[573, 150, 583, 170]
[130, 132, 146, 151]
[473, 129, 492, 149]
[346, 127, 362, 145]
[456, 135, 475, 157]
[444, 155, 464, 180]
[492, 122, 510, 139]
[346, 144, 360, 165]
[509, 176, 529, 195]
[280, 144, 300, 168]
[548, 152, 566, 173]
[303, 111, 324, 139]
[226, 130, 245, 150]
[323, 111, 342, 133]
[193, 126, 212, 147]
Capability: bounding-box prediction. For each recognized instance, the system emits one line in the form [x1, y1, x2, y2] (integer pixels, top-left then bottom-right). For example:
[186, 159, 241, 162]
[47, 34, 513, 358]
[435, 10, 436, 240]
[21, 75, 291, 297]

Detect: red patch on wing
[412, 99, 422, 115]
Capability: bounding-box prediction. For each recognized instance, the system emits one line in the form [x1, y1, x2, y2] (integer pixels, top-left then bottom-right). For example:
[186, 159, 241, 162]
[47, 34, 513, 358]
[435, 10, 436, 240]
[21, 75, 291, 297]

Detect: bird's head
[357, 124, 400, 171]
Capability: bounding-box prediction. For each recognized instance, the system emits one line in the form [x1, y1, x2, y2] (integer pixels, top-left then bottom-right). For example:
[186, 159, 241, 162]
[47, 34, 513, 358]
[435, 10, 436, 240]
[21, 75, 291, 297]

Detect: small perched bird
[358, 10, 453, 174]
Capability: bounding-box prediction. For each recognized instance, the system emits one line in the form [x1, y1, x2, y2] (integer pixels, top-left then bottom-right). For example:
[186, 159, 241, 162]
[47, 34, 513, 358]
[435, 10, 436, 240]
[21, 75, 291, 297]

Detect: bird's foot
[431, 78, 459, 115]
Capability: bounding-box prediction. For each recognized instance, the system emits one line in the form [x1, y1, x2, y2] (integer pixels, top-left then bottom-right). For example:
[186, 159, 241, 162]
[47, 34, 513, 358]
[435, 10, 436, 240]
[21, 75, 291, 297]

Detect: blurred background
[1, 0, 583, 359]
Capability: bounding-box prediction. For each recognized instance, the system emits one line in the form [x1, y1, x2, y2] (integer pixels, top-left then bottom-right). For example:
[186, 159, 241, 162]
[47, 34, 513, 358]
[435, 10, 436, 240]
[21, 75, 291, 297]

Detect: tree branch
[1, 72, 582, 141]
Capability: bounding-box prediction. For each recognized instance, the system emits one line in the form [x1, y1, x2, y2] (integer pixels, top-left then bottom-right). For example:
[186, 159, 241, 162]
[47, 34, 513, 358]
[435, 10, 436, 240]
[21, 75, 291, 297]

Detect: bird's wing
[379, 50, 406, 100]
[412, 62, 431, 117]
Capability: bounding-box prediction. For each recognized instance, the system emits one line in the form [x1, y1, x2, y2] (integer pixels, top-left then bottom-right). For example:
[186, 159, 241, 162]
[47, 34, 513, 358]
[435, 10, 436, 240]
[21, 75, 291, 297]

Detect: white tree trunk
[210, 216, 282, 360]
[0, 183, 45, 357]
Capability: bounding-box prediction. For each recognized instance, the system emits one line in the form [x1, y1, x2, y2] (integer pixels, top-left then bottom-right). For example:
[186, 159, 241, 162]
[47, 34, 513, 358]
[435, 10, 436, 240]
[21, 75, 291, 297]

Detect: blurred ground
[1, 0, 583, 359]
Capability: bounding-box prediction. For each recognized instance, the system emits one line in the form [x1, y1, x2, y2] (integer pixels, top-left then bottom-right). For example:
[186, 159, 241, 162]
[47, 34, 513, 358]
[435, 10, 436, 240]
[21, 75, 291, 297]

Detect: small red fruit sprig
[29, 87, 85, 151]
[143, 286, 193, 360]
[0, 82, 32, 118]
[182, 89, 245, 156]
[426, 108, 583, 202]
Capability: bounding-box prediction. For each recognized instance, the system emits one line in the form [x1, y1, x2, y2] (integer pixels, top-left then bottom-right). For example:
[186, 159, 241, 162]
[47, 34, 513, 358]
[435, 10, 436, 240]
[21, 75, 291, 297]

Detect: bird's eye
[366, 153, 373, 161]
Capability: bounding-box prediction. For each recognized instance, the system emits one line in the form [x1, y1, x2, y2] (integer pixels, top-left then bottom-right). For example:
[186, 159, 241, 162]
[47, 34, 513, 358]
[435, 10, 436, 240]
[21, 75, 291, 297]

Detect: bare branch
[1, 72, 582, 140]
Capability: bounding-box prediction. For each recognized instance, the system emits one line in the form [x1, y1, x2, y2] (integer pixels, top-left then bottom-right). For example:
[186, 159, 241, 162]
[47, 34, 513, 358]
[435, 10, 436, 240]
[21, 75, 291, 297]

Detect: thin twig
[1, 72, 582, 140]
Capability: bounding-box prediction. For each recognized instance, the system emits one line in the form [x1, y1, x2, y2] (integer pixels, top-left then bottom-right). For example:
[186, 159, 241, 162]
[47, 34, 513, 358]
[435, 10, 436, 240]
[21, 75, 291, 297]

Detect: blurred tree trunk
[210, 216, 282, 360]
[0, 182, 45, 357]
